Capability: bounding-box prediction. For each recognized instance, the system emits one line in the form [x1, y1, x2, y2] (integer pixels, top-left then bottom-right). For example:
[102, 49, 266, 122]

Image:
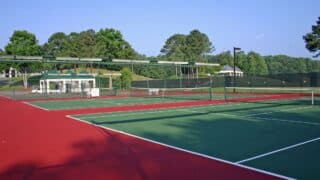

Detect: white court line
[243, 106, 313, 117]
[236, 137, 320, 164]
[252, 117, 320, 126]
[66, 115, 294, 180]
[23, 101, 49, 111]
[177, 104, 320, 126]
[211, 112, 320, 126]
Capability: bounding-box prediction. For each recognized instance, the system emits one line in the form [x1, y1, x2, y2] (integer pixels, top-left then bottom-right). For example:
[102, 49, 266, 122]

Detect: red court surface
[0, 96, 285, 179]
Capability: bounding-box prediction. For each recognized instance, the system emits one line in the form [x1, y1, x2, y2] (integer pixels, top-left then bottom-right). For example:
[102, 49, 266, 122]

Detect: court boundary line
[175, 104, 320, 126]
[66, 115, 294, 180]
[250, 116, 320, 126]
[23, 101, 49, 111]
[236, 137, 320, 164]
[243, 106, 313, 117]
[212, 112, 320, 126]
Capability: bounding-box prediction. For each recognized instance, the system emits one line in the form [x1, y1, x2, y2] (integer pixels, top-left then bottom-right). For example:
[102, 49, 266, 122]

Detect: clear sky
[1, 0, 319, 58]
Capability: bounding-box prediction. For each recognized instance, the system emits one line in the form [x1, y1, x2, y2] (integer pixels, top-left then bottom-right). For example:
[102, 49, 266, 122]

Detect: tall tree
[43, 32, 67, 56]
[253, 52, 268, 75]
[236, 51, 247, 69]
[241, 52, 257, 74]
[161, 29, 214, 62]
[95, 28, 136, 60]
[303, 17, 320, 57]
[160, 34, 187, 61]
[5, 30, 41, 55]
[185, 29, 214, 62]
[63, 32, 81, 57]
[0, 48, 3, 55]
[78, 29, 97, 57]
[4, 30, 42, 88]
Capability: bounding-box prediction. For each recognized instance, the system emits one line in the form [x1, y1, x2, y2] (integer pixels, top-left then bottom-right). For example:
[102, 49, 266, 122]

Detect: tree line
[207, 51, 320, 75]
[0, 16, 319, 78]
[3, 29, 137, 59]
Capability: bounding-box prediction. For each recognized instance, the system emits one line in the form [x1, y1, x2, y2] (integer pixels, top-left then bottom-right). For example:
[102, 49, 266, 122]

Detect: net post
[209, 76, 213, 101]
[311, 90, 314, 105]
[224, 86, 227, 101]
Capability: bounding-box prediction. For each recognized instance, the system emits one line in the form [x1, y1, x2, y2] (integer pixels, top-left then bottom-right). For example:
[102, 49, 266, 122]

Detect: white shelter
[38, 70, 98, 96]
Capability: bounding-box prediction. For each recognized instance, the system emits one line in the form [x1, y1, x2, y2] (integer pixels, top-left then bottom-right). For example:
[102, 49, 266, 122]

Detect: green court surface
[29, 94, 228, 110]
[74, 99, 320, 179]
[30, 97, 182, 110]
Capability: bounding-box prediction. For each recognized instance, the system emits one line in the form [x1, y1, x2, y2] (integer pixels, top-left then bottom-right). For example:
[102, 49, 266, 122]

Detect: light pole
[233, 47, 241, 92]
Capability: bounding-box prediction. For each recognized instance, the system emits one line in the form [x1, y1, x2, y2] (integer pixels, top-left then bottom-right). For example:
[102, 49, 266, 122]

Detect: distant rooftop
[40, 70, 94, 80]
[222, 65, 242, 71]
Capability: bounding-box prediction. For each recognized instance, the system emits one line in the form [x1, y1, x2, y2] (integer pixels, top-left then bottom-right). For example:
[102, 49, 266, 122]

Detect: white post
[62, 80, 66, 93]
[79, 80, 82, 93]
[46, 80, 50, 94]
[39, 80, 43, 91]
[109, 76, 112, 89]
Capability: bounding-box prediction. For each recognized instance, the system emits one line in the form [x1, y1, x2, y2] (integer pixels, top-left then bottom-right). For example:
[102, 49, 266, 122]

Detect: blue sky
[1, 0, 319, 58]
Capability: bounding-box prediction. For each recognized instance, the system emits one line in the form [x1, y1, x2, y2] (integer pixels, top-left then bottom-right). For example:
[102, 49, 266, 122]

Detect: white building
[36, 70, 99, 96]
[218, 65, 243, 77]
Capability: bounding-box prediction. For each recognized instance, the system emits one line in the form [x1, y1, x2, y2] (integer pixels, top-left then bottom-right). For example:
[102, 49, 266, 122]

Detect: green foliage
[119, 67, 133, 89]
[161, 34, 187, 61]
[265, 55, 311, 74]
[78, 29, 97, 57]
[199, 66, 220, 75]
[135, 65, 176, 79]
[161, 29, 214, 62]
[241, 52, 257, 74]
[42, 28, 136, 59]
[245, 52, 268, 75]
[185, 30, 214, 61]
[0, 62, 9, 72]
[113, 77, 122, 90]
[208, 51, 233, 65]
[5, 30, 41, 56]
[95, 28, 136, 59]
[0, 48, 3, 55]
[303, 17, 320, 57]
[42, 32, 68, 56]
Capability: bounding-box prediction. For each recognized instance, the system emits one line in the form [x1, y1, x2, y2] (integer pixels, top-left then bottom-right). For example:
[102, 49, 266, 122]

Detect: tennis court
[72, 98, 320, 179]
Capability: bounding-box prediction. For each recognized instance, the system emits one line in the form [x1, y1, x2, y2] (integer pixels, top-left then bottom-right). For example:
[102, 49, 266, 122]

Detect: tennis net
[224, 87, 320, 105]
[129, 87, 213, 101]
